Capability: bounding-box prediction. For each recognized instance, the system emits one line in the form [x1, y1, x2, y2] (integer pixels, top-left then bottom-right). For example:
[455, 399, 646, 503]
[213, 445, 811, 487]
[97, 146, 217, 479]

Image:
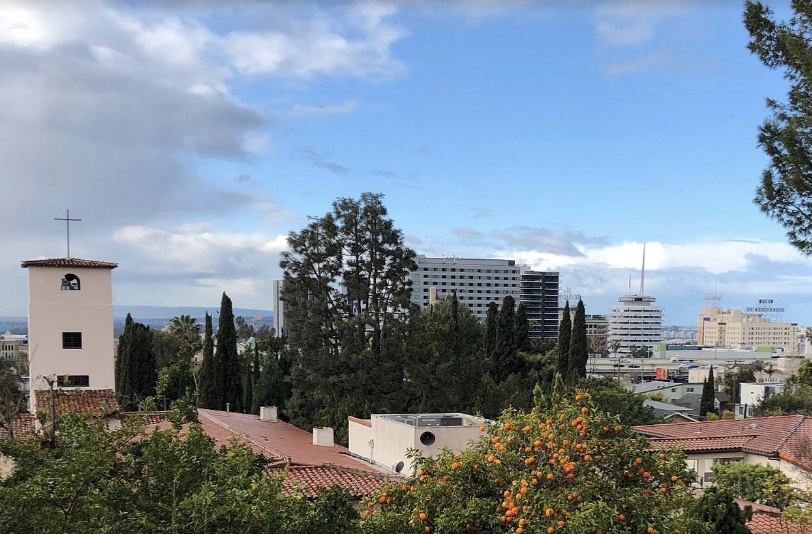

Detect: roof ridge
[197, 410, 291, 462]
[771, 415, 806, 455]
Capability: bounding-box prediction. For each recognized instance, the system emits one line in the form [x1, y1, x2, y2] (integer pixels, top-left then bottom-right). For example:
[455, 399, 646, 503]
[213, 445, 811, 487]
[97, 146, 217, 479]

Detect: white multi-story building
[608, 295, 663, 356]
[607, 245, 662, 356]
[409, 256, 524, 322]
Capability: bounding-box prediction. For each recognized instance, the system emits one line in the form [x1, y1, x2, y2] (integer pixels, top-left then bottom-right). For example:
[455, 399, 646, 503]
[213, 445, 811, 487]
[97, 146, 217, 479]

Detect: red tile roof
[735, 498, 809, 534]
[21, 258, 118, 269]
[280, 465, 397, 498]
[34, 389, 119, 418]
[0, 413, 36, 440]
[142, 409, 397, 499]
[633, 415, 812, 471]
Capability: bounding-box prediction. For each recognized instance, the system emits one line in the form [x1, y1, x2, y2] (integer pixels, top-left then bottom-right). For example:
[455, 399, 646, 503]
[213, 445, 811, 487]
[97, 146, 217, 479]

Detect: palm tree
[167, 314, 202, 345]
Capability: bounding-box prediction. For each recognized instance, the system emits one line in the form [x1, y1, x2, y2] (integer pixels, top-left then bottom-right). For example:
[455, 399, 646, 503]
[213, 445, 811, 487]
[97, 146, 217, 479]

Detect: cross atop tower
[54, 209, 82, 258]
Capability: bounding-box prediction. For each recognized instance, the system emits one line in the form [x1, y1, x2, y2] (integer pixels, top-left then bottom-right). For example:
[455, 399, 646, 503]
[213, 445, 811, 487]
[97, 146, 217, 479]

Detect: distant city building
[697, 306, 799, 353]
[607, 245, 662, 355]
[409, 256, 523, 322]
[409, 256, 559, 338]
[586, 314, 608, 352]
[272, 279, 287, 337]
[520, 270, 559, 339]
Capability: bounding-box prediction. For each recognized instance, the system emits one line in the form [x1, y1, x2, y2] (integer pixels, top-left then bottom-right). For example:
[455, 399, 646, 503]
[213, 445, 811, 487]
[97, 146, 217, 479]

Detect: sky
[1, 0, 810, 327]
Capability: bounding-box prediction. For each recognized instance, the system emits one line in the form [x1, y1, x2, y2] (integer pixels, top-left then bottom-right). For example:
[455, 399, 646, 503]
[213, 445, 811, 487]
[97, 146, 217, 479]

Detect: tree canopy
[745, 1, 812, 254]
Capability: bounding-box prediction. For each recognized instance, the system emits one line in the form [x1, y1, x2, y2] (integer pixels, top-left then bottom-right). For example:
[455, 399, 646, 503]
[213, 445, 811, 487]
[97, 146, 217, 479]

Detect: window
[57, 375, 90, 387]
[60, 273, 81, 291]
[62, 332, 82, 349]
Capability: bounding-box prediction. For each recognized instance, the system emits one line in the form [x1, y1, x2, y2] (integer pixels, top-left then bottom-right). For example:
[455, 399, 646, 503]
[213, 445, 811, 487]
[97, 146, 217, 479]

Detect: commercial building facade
[608, 294, 663, 356]
[696, 306, 799, 353]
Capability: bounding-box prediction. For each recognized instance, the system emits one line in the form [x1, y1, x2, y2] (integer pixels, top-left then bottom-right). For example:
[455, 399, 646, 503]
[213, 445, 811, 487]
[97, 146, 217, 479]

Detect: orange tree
[360, 385, 710, 534]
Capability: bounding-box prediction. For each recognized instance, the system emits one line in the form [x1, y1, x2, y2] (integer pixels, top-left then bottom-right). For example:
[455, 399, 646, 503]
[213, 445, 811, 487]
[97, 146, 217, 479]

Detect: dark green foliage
[246, 341, 259, 414]
[0, 414, 358, 533]
[281, 193, 416, 441]
[198, 313, 216, 409]
[721, 363, 758, 404]
[700, 366, 716, 417]
[744, 1, 812, 254]
[691, 485, 752, 534]
[483, 302, 498, 358]
[115, 314, 156, 410]
[514, 303, 531, 353]
[404, 298, 484, 414]
[251, 351, 286, 416]
[491, 295, 520, 382]
[557, 301, 571, 376]
[711, 461, 794, 508]
[217, 292, 242, 412]
[576, 377, 661, 426]
[567, 299, 588, 383]
[0, 360, 24, 440]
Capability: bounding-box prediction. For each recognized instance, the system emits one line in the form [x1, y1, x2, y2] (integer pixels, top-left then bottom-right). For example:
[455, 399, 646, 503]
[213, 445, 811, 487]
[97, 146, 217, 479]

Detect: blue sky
[1, 0, 810, 327]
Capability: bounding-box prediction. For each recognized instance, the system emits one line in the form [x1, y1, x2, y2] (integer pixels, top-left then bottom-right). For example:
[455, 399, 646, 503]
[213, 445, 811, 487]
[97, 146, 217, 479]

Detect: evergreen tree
[700, 366, 716, 417]
[691, 486, 752, 534]
[115, 314, 155, 410]
[281, 193, 417, 438]
[567, 300, 588, 383]
[492, 296, 519, 382]
[483, 302, 498, 358]
[216, 292, 241, 412]
[745, 1, 812, 254]
[514, 303, 531, 353]
[557, 301, 571, 377]
[198, 313, 217, 409]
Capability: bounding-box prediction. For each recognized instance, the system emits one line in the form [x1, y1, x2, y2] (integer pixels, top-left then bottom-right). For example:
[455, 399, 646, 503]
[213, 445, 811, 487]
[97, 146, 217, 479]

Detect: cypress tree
[217, 292, 241, 412]
[483, 302, 498, 358]
[557, 301, 571, 377]
[493, 296, 518, 382]
[567, 300, 588, 383]
[246, 341, 259, 414]
[115, 314, 133, 402]
[514, 303, 531, 353]
[198, 313, 216, 408]
[700, 366, 716, 417]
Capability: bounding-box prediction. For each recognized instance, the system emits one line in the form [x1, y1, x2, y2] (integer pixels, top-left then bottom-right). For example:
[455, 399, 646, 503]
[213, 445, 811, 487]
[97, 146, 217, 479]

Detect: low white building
[348, 413, 486, 475]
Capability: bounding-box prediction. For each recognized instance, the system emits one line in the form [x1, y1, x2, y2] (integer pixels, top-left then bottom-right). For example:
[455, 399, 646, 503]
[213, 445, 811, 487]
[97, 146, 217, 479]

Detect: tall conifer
[567, 300, 588, 382]
[700, 366, 716, 417]
[217, 292, 241, 412]
[557, 301, 571, 377]
[514, 303, 531, 353]
[198, 313, 216, 408]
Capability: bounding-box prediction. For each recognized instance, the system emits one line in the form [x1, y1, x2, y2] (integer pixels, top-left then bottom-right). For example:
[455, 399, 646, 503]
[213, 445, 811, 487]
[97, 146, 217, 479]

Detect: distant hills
[1, 306, 274, 335]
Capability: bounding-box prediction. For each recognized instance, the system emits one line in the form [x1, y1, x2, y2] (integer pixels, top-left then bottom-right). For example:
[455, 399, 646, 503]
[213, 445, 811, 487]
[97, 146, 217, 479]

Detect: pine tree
[514, 303, 531, 353]
[567, 300, 588, 383]
[217, 292, 241, 412]
[700, 366, 716, 417]
[198, 313, 216, 409]
[557, 301, 571, 377]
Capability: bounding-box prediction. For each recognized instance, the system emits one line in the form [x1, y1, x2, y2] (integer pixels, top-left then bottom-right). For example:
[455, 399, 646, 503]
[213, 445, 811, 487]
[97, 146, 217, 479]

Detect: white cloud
[594, 0, 694, 46]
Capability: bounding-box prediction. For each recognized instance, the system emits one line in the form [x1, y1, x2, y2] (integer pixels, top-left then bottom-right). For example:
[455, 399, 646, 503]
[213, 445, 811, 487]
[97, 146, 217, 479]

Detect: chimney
[313, 427, 335, 447]
[260, 406, 278, 422]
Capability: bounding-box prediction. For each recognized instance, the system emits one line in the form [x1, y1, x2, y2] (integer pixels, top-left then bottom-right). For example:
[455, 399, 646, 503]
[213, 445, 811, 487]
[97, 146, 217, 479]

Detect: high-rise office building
[520, 270, 560, 339]
[608, 246, 662, 355]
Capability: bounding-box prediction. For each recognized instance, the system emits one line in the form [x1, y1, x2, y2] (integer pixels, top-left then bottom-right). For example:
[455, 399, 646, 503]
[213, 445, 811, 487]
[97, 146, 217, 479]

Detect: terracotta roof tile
[21, 257, 118, 269]
[634, 415, 810, 464]
[34, 389, 119, 418]
[0, 413, 36, 440]
[280, 465, 398, 498]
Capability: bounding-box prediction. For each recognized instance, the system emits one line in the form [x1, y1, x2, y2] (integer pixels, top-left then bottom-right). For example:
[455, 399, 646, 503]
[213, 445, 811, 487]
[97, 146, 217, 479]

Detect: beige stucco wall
[27, 266, 115, 411]
[0, 454, 15, 481]
[349, 415, 486, 475]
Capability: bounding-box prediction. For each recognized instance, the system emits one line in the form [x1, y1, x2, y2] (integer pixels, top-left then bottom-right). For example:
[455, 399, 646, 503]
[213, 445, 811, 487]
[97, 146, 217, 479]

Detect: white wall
[27, 266, 115, 411]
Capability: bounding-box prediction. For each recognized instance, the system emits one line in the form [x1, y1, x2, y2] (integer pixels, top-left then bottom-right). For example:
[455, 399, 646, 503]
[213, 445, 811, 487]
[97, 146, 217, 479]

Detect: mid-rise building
[607, 245, 662, 355]
[410, 256, 560, 338]
[409, 256, 523, 322]
[697, 306, 799, 353]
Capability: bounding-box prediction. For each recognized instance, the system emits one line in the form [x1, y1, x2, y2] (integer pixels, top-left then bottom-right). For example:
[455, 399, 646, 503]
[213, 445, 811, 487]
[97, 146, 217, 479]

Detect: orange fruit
[419, 512, 428, 521]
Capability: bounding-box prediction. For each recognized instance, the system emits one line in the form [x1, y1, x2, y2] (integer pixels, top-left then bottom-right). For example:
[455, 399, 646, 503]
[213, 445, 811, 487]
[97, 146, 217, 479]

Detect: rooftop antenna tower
[704, 281, 722, 309]
[639, 243, 646, 295]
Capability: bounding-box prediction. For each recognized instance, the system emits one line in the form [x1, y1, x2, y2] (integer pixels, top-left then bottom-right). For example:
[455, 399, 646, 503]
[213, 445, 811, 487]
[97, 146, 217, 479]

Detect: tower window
[57, 375, 90, 387]
[61, 273, 81, 291]
[62, 332, 82, 349]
